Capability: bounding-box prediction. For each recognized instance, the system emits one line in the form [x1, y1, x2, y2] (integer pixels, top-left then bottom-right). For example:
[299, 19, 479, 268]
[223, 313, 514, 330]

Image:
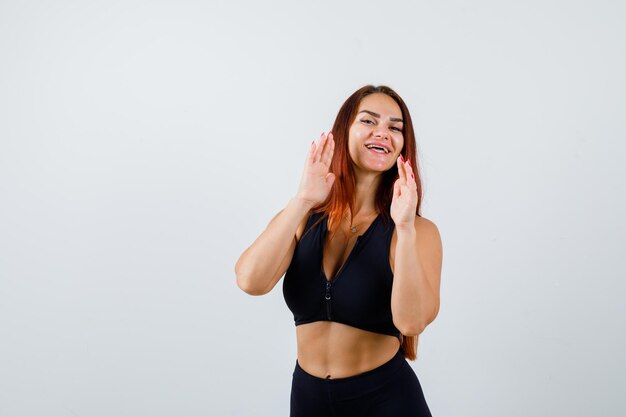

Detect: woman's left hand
[390, 155, 418, 231]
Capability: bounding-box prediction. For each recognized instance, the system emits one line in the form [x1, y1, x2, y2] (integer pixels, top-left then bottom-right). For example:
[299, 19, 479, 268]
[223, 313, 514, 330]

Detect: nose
[373, 126, 390, 140]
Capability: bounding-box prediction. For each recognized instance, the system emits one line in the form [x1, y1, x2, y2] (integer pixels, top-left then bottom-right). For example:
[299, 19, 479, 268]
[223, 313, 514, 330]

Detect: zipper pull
[325, 281, 332, 320]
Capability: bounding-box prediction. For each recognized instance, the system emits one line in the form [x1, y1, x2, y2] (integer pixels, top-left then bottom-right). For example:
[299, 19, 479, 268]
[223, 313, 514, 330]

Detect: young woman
[235, 85, 442, 416]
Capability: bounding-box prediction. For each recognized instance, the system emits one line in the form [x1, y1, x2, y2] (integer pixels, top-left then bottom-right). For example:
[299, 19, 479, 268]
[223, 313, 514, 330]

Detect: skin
[235, 93, 442, 379]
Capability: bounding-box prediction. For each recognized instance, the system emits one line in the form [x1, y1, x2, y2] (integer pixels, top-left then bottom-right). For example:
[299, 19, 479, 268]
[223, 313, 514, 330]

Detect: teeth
[366, 144, 389, 153]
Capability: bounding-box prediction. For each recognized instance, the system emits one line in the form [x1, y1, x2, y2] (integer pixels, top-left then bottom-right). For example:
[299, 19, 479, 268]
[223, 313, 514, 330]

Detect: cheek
[348, 127, 364, 148]
[393, 136, 404, 152]
[352, 128, 364, 140]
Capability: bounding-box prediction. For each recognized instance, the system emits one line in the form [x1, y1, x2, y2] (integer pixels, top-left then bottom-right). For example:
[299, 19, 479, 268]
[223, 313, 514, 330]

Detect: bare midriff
[296, 321, 401, 379]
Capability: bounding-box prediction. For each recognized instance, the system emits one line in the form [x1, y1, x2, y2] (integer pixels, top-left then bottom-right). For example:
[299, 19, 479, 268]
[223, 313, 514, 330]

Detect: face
[347, 93, 404, 173]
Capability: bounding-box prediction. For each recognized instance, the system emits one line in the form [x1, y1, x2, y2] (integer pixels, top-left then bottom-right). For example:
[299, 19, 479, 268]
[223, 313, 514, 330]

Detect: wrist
[288, 196, 315, 214]
[395, 224, 416, 237]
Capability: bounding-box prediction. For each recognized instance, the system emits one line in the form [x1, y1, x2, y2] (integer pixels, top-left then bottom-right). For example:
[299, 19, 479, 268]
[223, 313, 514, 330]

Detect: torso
[293, 212, 402, 379]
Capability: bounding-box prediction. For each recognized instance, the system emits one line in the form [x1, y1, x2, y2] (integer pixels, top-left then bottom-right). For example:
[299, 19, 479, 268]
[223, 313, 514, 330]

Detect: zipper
[323, 235, 365, 321]
[320, 214, 379, 321]
[325, 281, 332, 320]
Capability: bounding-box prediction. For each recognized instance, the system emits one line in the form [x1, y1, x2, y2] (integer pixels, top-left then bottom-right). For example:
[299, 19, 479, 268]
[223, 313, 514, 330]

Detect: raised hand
[294, 132, 336, 208]
[390, 155, 418, 231]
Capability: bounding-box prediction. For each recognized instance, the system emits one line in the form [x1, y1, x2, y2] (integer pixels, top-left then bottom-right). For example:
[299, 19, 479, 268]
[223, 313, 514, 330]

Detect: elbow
[237, 279, 268, 296]
[395, 306, 439, 336]
[394, 320, 426, 337]
[235, 270, 270, 296]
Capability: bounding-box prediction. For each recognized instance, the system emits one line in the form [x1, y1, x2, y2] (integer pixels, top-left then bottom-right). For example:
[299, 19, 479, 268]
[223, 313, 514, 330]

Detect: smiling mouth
[365, 144, 391, 154]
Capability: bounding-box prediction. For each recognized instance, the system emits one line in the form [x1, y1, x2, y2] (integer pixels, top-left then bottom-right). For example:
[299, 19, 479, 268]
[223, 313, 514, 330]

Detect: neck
[350, 168, 382, 218]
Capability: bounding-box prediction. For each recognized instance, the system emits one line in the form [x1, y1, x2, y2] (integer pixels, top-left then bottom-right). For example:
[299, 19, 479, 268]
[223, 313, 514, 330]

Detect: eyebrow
[358, 109, 403, 123]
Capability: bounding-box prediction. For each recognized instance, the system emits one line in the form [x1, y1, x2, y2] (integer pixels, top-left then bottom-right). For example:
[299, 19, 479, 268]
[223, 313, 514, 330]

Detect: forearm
[235, 197, 313, 294]
[391, 228, 438, 335]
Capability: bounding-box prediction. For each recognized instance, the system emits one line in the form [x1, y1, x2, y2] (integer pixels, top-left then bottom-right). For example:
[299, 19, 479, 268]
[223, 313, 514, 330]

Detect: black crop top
[282, 211, 401, 337]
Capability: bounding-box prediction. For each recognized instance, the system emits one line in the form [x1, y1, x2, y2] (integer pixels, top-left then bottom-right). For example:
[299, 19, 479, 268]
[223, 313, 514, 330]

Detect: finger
[314, 132, 327, 163]
[403, 159, 412, 184]
[397, 156, 406, 183]
[311, 133, 322, 163]
[393, 178, 402, 199]
[325, 172, 336, 189]
[406, 159, 416, 184]
[321, 133, 335, 166]
[307, 137, 317, 164]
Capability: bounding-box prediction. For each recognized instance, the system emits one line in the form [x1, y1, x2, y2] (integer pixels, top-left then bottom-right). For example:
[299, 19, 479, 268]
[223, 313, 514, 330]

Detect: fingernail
[329, 130, 332, 135]
[407, 159, 412, 166]
[400, 155, 404, 162]
[411, 172, 414, 179]
[312, 140, 315, 146]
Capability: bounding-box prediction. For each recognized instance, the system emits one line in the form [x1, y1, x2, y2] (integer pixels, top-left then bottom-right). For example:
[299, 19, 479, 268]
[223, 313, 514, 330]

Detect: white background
[1, 1, 625, 416]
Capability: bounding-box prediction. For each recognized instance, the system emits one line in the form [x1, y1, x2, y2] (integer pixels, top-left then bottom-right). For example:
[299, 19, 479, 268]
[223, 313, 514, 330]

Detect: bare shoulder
[414, 216, 442, 250]
[414, 216, 441, 238]
[389, 215, 443, 269]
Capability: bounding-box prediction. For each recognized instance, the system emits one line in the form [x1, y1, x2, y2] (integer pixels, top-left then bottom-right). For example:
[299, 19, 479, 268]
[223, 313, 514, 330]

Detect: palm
[296, 132, 336, 207]
[390, 156, 418, 229]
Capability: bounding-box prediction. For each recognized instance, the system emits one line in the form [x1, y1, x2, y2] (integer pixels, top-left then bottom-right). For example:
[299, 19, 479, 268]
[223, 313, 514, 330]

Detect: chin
[362, 162, 395, 173]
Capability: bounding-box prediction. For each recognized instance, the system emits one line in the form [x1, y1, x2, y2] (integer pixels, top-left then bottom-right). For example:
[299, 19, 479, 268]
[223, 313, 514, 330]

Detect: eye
[361, 118, 374, 125]
[390, 126, 402, 132]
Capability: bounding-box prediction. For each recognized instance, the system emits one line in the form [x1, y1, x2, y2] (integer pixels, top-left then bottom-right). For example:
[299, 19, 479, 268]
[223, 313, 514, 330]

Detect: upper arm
[263, 212, 310, 292]
[389, 216, 443, 312]
[414, 216, 443, 318]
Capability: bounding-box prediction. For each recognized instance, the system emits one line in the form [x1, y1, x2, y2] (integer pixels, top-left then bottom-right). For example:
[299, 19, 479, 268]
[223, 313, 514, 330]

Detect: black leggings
[290, 349, 432, 417]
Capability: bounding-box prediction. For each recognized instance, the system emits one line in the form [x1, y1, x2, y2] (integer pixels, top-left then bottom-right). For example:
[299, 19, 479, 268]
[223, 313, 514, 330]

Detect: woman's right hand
[294, 132, 336, 208]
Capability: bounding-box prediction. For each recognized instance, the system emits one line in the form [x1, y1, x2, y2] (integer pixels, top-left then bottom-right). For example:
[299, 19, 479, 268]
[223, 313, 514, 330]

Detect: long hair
[312, 85, 423, 361]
